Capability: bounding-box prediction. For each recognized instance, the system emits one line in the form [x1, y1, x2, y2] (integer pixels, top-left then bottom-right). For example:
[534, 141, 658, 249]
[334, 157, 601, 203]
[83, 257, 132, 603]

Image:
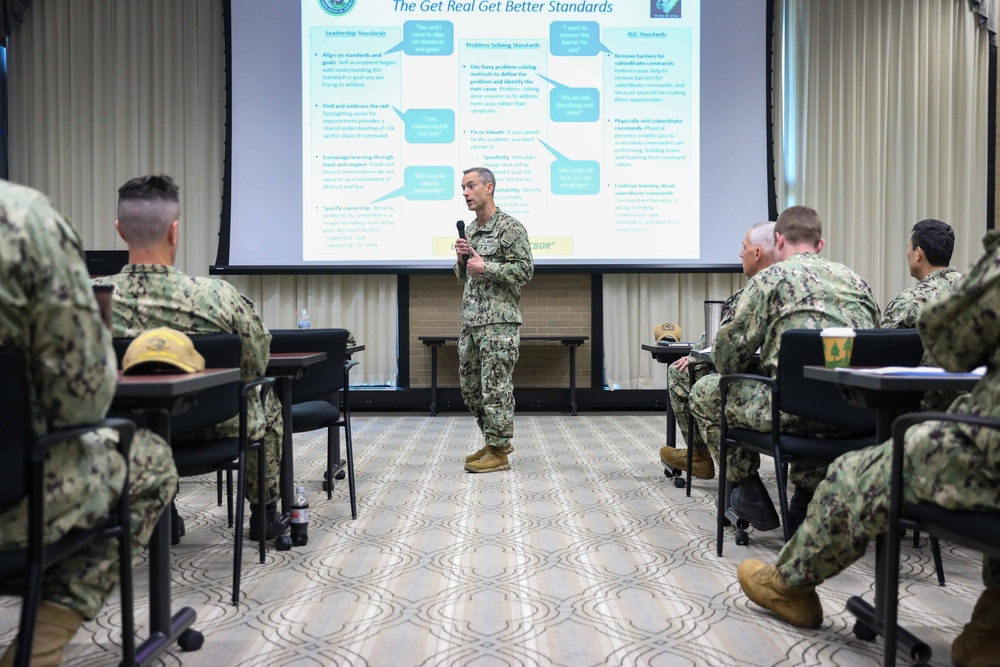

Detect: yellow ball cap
[653, 322, 682, 343]
[122, 327, 206, 374]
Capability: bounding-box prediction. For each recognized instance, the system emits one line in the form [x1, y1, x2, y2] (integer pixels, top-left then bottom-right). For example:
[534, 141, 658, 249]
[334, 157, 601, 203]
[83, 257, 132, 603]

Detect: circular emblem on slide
[319, 0, 356, 16]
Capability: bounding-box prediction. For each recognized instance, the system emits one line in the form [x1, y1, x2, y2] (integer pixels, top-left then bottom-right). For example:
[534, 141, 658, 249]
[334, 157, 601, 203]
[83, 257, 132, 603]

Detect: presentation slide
[222, 0, 772, 272]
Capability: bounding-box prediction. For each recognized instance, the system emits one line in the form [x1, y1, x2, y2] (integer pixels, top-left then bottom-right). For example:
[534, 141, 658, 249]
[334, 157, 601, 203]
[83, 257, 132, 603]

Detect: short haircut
[910, 218, 955, 267]
[116, 175, 181, 248]
[774, 205, 822, 247]
[747, 220, 776, 252]
[462, 167, 496, 191]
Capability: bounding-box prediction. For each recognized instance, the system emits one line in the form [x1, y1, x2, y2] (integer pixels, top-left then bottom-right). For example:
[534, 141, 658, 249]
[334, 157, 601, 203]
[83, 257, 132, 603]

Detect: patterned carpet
[0, 414, 983, 666]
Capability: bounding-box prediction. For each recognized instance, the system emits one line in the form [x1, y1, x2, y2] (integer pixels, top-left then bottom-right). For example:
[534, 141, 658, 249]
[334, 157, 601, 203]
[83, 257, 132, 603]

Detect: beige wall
[409, 273, 594, 389]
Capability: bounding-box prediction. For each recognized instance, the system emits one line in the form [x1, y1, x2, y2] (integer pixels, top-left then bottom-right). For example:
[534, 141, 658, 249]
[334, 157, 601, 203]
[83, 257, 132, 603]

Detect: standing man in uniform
[688, 205, 880, 534]
[454, 167, 534, 473]
[94, 175, 285, 541]
[660, 220, 776, 479]
[737, 229, 1000, 667]
[880, 218, 962, 329]
[0, 178, 176, 665]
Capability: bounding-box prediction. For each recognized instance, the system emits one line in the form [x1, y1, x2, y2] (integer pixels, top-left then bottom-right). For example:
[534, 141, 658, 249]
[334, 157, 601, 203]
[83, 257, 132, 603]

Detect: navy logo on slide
[651, 0, 681, 18]
[319, 0, 356, 16]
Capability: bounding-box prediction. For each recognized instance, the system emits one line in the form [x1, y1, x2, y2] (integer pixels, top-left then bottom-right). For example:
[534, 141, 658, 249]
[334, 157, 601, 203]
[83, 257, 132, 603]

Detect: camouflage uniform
[777, 232, 1000, 588]
[669, 289, 744, 452]
[455, 209, 534, 449]
[880, 266, 963, 328]
[0, 180, 177, 620]
[880, 266, 965, 411]
[94, 265, 282, 504]
[689, 253, 880, 489]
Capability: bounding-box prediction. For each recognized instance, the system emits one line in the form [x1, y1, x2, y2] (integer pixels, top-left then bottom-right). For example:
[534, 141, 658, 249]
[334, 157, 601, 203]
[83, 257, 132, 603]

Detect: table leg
[279, 377, 294, 521]
[429, 345, 439, 416]
[135, 411, 201, 665]
[568, 344, 578, 416]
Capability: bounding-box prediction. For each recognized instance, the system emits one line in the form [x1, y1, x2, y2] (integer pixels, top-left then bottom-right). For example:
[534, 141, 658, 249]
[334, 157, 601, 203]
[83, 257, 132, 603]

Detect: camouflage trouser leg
[777, 417, 1000, 588]
[459, 323, 520, 449]
[0, 428, 177, 620]
[668, 362, 714, 451]
[689, 373, 827, 488]
[247, 390, 283, 506]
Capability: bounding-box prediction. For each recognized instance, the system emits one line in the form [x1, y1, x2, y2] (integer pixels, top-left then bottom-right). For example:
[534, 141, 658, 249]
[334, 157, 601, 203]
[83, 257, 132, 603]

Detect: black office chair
[872, 411, 1000, 666]
[0, 348, 138, 667]
[113, 333, 274, 605]
[717, 328, 926, 553]
[269, 328, 358, 518]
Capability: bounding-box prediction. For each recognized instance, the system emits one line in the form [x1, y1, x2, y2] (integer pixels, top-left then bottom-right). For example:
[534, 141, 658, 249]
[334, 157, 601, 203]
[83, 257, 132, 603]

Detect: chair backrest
[775, 328, 924, 432]
[269, 328, 350, 404]
[113, 333, 242, 438]
[0, 348, 33, 511]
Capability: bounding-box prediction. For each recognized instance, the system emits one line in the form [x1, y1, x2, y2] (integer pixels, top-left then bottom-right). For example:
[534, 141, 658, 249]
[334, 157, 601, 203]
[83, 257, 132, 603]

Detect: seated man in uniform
[660, 220, 776, 479]
[689, 206, 880, 534]
[94, 174, 285, 541]
[0, 178, 176, 665]
[737, 229, 1000, 667]
[880, 218, 962, 329]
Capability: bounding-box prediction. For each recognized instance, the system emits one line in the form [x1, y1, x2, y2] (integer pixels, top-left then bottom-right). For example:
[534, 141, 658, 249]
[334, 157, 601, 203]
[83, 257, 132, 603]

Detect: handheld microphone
[456, 220, 467, 265]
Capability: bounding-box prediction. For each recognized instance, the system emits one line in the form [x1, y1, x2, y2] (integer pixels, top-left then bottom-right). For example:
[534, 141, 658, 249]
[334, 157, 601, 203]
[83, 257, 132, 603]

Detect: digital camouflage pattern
[689, 252, 880, 488]
[0, 180, 176, 620]
[777, 231, 1000, 588]
[94, 264, 282, 504]
[669, 288, 745, 452]
[455, 209, 533, 447]
[459, 323, 520, 447]
[881, 266, 965, 411]
[879, 266, 963, 329]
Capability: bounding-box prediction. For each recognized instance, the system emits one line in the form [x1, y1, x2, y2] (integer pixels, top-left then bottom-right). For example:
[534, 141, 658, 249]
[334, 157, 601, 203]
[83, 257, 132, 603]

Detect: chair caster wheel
[673, 476, 686, 488]
[322, 480, 333, 493]
[736, 518, 750, 530]
[722, 515, 732, 527]
[275, 535, 293, 551]
[335, 470, 346, 480]
[852, 620, 877, 641]
[177, 628, 204, 651]
[735, 529, 749, 546]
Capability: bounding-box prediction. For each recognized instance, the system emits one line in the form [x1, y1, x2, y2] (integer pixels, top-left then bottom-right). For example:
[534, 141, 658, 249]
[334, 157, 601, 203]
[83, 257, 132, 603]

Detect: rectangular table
[113, 368, 241, 666]
[803, 365, 981, 662]
[419, 335, 587, 415]
[266, 352, 328, 523]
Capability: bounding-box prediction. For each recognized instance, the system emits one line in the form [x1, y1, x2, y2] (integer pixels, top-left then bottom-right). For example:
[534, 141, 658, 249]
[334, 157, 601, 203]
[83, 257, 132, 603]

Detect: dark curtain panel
[0, 0, 30, 45]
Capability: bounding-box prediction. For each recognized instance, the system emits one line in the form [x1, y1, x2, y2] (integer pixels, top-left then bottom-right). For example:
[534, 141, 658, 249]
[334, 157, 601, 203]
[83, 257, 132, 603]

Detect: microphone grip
[456, 220, 467, 266]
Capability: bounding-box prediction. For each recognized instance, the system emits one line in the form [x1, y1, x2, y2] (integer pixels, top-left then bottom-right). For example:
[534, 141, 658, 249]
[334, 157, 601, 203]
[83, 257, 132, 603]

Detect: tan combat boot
[464, 446, 511, 473]
[737, 559, 823, 629]
[952, 587, 1000, 667]
[465, 443, 514, 464]
[659, 445, 715, 479]
[0, 600, 85, 667]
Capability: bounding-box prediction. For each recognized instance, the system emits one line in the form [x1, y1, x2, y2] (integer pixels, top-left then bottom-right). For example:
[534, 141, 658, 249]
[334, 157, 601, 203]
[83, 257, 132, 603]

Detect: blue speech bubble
[393, 107, 456, 143]
[551, 160, 600, 195]
[384, 21, 454, 56]
[538, 76, 600, 122]
[372, 166, 455, 203]
[549, 21, 612, 56]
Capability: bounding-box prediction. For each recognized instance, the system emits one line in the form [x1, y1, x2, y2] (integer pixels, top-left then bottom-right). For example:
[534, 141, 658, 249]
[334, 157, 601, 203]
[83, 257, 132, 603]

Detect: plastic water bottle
[297, 309, 311, 329]
[290, 485, 309, 546]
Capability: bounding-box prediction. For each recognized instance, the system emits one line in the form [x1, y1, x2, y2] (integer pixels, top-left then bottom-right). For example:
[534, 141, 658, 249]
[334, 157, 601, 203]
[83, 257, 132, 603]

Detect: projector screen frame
[212, 0, 778, 276]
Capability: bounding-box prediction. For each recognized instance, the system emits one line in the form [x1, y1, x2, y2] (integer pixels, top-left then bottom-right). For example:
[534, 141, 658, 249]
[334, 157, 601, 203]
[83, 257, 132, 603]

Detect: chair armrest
[719, 373, 778, 441]
[33, 417, 137, 462]
[889, 411, 1000, 518]
[344, 359, 359, 375]
[238, 376, 277, 443]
